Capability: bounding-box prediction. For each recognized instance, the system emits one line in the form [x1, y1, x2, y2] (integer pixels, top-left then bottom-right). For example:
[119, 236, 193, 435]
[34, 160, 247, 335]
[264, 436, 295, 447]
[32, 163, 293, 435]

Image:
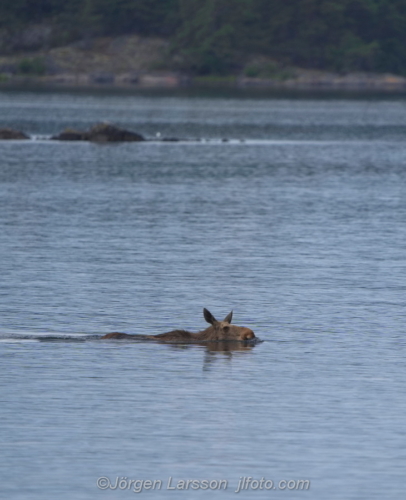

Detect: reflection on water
[157, 339, 259, 353]
[33, 334, 260, 351]
[1, 90, 406, 500]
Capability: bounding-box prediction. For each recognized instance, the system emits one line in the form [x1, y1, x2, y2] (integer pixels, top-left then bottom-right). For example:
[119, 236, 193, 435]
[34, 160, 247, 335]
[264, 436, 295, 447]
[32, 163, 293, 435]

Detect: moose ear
[203, 308, 217, 325]
[223, 311, 233, 324]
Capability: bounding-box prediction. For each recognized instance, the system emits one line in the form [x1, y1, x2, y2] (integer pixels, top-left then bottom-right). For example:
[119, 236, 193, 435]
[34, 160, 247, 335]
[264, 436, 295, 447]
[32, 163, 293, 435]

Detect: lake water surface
[1, 89, 406, 499]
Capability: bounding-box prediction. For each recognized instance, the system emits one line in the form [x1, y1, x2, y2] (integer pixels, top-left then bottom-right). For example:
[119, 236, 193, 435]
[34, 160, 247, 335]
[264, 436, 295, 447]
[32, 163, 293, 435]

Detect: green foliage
[173, 0, 266, 74]
[81, 0, 179, 36]
[1, 0, 406, 75]
[0, 0, 64, 26]
[18, 57, 46, 76]
[194, 74, 237, 85]
[244, 61, 279, 78]
[244, 61, 296, 80]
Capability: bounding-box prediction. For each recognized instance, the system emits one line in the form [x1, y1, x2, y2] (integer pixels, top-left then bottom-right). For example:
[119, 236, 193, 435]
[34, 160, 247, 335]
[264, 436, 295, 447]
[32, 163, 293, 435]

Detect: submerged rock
[0, 128, 29, 140]
[51, 122, 145, 142]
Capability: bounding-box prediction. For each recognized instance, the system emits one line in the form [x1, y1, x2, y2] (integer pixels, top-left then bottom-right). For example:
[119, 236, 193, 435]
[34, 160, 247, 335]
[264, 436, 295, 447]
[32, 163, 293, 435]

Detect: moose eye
[223, 326, 230, 332]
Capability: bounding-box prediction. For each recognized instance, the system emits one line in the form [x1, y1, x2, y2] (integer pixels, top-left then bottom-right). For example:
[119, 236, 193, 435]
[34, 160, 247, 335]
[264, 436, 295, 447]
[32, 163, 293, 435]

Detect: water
[1, 89, 406, 499]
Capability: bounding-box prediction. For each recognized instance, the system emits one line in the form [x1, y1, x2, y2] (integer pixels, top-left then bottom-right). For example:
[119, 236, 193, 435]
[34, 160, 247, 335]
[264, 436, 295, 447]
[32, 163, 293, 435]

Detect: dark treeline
[1, 0, 406, 75]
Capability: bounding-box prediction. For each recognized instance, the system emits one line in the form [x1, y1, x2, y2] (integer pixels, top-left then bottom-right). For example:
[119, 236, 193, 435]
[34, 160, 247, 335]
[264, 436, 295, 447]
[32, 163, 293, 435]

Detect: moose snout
[241, 328, 255, 340]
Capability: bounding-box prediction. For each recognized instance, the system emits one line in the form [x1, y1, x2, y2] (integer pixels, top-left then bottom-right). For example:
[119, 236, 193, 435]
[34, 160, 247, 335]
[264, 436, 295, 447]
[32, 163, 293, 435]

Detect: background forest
[1, 0, 406, 75]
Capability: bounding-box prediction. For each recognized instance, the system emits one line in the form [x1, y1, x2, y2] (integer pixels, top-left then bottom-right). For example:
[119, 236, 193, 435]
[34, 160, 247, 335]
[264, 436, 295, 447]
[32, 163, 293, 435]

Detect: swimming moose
[101, 308, 255, 343]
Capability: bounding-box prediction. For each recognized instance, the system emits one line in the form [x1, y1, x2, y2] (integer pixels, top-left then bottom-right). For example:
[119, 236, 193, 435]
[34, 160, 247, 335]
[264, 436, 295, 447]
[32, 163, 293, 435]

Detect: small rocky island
[51, 122, 145, 142]
[0, 122, 185, 142]
[0, 128, 29, 139]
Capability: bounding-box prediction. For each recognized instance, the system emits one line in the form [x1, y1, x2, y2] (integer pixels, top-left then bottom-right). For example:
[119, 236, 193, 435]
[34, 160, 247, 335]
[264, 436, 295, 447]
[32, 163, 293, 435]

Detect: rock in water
[0, 128, 29, 139]
[52, 123, 144, 142]
[51, 128, 87, 141]
[87, 123, 144, 142]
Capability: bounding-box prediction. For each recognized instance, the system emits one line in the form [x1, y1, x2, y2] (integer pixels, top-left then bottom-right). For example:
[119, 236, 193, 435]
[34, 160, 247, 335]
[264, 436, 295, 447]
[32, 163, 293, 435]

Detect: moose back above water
[101, 308, 255, 343]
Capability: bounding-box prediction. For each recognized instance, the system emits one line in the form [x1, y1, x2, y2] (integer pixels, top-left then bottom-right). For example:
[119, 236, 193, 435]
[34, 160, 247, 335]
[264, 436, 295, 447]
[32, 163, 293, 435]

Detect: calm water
[1, 89, 406, 499]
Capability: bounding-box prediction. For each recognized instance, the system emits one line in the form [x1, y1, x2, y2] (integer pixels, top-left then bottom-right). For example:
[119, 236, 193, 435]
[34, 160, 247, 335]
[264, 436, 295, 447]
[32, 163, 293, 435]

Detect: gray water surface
[1, 90, 406, 499]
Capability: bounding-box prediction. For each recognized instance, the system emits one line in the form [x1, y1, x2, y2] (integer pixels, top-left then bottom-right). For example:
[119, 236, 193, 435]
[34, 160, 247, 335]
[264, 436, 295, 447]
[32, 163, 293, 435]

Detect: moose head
[201, 308, 255, 341]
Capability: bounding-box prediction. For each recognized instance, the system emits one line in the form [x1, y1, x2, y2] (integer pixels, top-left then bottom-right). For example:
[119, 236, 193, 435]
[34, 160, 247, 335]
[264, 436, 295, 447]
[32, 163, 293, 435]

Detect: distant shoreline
[2, 71, 406, 93]
[2, 33, 406, 93]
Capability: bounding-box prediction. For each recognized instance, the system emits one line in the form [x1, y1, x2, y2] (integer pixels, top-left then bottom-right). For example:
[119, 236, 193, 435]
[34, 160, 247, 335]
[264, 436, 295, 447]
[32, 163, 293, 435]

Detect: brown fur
[101, 309, 255, 343]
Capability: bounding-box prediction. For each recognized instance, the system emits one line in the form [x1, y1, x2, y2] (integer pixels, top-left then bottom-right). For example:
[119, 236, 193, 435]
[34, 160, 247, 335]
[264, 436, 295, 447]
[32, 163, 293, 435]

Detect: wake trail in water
[0, 331, 102, 343]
